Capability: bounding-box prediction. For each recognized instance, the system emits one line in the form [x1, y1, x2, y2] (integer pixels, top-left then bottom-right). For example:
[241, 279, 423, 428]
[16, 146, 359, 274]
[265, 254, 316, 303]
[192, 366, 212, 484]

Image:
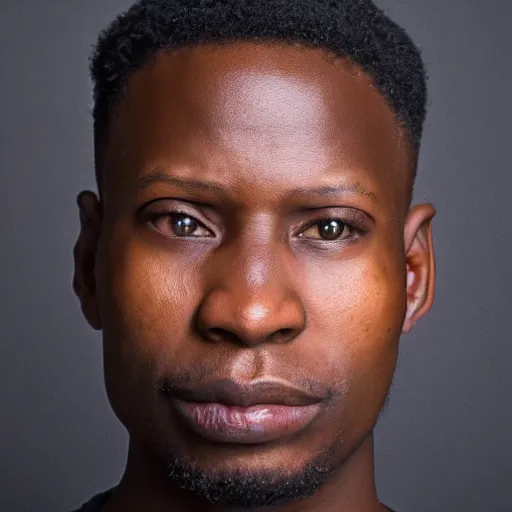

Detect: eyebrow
[286, 183, 379, 204]
[136, 168, 230, 197]
[136, 167, 379, 204]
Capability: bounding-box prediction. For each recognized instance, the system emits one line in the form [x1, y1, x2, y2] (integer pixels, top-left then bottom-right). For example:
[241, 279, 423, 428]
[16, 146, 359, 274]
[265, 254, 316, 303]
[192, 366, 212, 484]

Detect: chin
[157, 440, 339, 509]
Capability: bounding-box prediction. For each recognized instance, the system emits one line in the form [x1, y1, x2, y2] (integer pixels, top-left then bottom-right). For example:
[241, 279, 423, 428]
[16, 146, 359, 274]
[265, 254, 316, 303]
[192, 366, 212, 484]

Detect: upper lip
[163, 379, 324, 407]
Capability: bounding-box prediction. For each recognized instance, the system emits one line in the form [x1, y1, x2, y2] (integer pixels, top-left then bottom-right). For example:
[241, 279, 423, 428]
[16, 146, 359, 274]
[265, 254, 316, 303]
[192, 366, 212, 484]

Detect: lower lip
[170, 399, 322, 444]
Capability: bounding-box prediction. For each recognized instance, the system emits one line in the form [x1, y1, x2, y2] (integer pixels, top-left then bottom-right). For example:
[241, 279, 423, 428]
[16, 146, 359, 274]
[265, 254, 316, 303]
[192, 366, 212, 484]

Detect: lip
[161, 378, 325, 444]
[170, 399, 322, 444]
[161, 378, 324, 407]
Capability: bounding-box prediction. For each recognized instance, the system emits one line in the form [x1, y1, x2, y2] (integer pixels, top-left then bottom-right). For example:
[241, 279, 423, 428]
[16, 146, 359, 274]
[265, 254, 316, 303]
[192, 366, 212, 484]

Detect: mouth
[161, 378, 325, 444]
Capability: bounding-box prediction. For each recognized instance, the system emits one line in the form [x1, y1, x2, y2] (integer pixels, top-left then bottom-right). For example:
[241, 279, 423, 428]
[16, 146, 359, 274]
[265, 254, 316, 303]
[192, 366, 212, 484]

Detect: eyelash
[144, 208, 367, 243]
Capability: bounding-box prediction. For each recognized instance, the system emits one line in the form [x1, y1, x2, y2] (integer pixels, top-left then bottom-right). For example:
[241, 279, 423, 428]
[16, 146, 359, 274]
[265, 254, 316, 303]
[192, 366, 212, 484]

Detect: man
[72, 0, 435, 510]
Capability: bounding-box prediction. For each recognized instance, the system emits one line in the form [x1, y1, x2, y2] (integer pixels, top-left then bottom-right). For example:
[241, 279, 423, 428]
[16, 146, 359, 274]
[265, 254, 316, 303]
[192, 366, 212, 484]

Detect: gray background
[1, 1, 511, 511]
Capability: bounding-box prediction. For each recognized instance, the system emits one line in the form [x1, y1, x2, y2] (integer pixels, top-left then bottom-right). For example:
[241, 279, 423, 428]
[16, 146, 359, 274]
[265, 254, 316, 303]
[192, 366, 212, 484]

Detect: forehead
[105, 42, 412, 212]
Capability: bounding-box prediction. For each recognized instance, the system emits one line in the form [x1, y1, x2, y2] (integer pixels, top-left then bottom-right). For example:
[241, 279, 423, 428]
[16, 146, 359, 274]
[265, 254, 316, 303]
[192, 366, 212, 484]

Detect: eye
[299, 218, 354, 241]
[150, 213, 213, 238]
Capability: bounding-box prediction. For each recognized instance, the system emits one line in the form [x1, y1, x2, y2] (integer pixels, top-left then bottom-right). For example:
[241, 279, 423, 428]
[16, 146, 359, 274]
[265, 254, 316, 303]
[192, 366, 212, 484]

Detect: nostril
[208, 328, 224, 341]
[271, 328, 297, 343]
[204, 327, 297, 345]
[208, 327, 239, 344]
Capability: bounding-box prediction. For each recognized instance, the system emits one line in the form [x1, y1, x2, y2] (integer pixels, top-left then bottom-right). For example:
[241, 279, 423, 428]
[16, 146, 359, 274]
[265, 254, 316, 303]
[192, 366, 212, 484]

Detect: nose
[195, 245, 306, 347]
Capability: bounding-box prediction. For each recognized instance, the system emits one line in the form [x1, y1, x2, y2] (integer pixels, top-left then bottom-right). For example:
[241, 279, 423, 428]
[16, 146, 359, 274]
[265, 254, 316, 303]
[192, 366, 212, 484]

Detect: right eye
[148, 212, 214, 238]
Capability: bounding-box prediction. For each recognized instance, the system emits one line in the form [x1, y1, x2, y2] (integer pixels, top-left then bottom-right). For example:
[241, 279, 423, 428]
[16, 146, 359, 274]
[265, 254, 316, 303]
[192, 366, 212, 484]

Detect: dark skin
[73, 42, 435, 511]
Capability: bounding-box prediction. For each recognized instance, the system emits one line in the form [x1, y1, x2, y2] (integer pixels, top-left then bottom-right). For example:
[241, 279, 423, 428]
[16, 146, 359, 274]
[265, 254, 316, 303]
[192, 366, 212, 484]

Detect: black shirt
[71, 489, 397, 511]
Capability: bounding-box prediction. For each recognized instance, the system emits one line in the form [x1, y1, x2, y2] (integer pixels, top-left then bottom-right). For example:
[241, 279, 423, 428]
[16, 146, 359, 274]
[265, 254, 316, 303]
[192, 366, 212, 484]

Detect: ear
[402, 203, 436, 334]
[72, 191, 103, 330]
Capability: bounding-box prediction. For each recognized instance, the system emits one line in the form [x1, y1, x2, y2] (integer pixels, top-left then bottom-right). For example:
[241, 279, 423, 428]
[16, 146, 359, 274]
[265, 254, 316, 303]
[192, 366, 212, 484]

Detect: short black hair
[90, 0, 427, 192]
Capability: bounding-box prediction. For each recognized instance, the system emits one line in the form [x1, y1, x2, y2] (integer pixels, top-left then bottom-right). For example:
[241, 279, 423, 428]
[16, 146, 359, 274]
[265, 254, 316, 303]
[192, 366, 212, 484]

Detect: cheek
[97, 234, 199, 385]
[304, 252, 406, 412]
[307, 250, 405, 338]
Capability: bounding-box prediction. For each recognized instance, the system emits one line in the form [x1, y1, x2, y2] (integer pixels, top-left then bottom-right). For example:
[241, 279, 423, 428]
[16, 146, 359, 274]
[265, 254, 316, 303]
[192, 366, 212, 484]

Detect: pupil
[319, 219, 343, 239]
[173, 215, 196, 235]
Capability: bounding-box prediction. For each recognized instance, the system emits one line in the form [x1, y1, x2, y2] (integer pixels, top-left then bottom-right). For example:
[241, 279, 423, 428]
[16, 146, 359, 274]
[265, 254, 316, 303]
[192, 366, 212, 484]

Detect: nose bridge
[241, 239, 278, 287]
[196, 236, 305, 346]
[233, 238, 286, 312]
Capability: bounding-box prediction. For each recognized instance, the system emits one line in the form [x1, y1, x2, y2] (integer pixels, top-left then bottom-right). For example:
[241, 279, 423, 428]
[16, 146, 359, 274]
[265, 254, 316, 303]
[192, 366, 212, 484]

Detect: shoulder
[69, 489, 113, 512]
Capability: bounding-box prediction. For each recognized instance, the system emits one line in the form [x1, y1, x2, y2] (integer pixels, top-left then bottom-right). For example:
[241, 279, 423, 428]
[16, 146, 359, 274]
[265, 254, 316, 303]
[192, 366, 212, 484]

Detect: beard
[158, 441, 340, 509]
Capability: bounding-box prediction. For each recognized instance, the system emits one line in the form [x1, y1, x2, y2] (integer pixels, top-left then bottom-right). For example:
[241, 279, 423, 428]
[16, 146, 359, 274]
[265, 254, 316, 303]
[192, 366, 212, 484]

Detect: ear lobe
[73, 191, 103, 331]
[402, 204, 436, 334]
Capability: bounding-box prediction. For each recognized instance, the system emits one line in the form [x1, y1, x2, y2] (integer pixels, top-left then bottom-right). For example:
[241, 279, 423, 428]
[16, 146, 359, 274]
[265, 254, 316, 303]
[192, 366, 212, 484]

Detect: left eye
[300, 219, 352, 240]
[151, 213, 213, 237]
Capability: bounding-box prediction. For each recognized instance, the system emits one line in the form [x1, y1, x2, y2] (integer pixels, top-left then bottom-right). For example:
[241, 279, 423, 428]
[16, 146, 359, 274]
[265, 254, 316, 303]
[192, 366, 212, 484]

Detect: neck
[103, 433, 386, 512]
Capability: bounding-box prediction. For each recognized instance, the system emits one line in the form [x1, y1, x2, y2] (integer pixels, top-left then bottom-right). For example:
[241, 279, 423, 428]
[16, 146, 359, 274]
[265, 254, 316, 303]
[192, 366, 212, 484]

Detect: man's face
[75, 42, 435, 508]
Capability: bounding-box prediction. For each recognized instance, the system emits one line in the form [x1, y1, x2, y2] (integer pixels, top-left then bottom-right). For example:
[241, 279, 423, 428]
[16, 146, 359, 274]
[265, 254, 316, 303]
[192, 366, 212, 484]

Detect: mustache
[156, 362, 339, 405]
